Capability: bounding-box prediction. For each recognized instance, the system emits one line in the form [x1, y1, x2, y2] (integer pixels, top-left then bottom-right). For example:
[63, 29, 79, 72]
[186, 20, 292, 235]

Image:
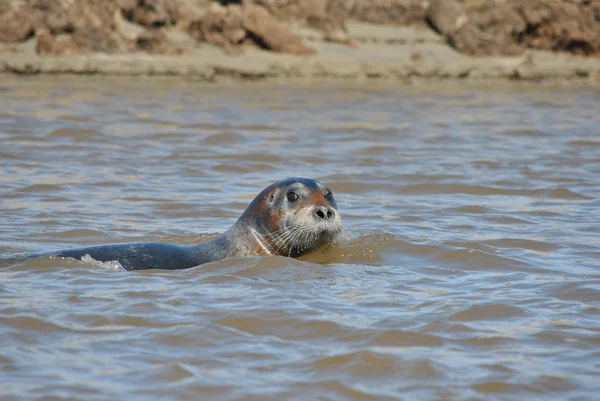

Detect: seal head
[234, 177, 343, 258]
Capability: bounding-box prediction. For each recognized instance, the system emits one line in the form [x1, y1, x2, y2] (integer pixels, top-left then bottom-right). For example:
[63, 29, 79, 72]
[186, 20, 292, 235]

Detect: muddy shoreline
[3, 23, 600, 82]
[1, 1, 600, 82]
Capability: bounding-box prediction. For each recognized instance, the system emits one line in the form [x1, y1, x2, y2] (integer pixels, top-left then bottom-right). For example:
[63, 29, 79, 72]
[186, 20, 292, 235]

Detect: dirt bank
[1, 0, 599, 81]
[427, 0, 600, 57]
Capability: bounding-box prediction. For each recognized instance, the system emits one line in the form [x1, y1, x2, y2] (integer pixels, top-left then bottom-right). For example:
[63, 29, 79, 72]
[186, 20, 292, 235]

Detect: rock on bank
[0, 0, 599, 81]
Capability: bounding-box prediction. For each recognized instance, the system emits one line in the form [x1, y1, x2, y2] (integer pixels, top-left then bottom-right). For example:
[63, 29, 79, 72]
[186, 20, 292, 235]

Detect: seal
[30, 178, 343, 271]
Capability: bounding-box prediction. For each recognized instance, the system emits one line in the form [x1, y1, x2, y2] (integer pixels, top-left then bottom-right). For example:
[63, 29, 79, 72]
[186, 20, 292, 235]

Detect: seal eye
[287, 192, 299, 202]
[324, 191, 333, 200]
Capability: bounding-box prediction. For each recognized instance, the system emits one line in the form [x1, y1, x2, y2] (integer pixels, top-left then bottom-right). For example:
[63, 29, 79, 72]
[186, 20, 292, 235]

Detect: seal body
[31, 178, 343, 271]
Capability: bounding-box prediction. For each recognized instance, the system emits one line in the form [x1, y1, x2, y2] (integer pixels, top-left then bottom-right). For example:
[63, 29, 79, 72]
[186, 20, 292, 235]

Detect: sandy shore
[2, 20, 600, 82]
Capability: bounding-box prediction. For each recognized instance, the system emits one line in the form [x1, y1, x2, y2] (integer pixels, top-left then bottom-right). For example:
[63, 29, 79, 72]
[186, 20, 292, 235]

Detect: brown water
[1, 77, 599, 401]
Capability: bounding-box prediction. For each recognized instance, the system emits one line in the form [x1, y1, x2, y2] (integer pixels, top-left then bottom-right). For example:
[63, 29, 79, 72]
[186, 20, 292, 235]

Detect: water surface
[1, 77, 599, 400]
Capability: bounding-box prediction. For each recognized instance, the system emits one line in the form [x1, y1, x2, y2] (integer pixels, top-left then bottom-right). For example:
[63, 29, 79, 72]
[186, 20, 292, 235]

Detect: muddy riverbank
[1, 0, 599, 81]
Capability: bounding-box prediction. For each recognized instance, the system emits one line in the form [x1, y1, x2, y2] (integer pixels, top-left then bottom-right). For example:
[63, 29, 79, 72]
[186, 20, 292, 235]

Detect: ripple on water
[435, 248, 531, 271]
[16, 184, 63, 193]
[48, 128, 106, 140]
[501, 129, 553, 137]
[370, 330, 445, 347]
[483, 215, 536, 225]
[473, 375, 577, 394]
[305, 350, 402, 379]
[439, 205, 490, 214]
[216, 315, 352, 341]
[201, 131, 246, 145]
[0, 151, 19, 160]
[448, 303, 528, 321]
[480, 238, 559, 252]
[547, 188, 592, 200]
[0, 315, 73, 333]
[400, 183, 591, 199]
[546, 282, 600, 302]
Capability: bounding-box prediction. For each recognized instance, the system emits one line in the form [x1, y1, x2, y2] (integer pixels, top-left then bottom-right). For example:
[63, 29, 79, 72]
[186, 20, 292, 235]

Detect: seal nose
[314, 206, 335, 220]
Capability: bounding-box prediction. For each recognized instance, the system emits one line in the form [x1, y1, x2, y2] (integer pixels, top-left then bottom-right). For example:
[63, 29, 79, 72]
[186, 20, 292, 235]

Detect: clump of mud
[426, 0, 600, 56]
[350, 0, 427, 26]
[1, 0, 599, 57]
[188, 1, 315, 55]
[0, 0, 188, 55]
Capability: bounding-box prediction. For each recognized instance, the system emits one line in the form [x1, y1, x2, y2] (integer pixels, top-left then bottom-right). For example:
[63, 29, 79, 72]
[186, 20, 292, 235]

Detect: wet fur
[29, 178, 343, 271]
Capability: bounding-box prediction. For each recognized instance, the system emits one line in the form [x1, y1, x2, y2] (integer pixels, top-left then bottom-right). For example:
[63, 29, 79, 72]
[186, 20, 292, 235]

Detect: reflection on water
[1, 77, 599, 400]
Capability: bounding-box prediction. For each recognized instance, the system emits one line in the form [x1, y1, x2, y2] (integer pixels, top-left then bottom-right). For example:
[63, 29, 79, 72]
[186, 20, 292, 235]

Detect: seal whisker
[287, 227, 304, 257]
[297, 226, 311, 252]
[249, 228, 272, 255]
[267, 226, 295, 255]
[291, 224, 316, 256]
[272, 230, 290, 255]
[295, 227, 309, 254]
[263, 226, 290, 242]
[271, 225, 300, 257]
[284, 226, 304, 256]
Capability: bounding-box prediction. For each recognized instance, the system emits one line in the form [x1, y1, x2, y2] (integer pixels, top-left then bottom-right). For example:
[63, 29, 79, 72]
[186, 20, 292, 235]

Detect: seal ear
[268, 189, 278, 203]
